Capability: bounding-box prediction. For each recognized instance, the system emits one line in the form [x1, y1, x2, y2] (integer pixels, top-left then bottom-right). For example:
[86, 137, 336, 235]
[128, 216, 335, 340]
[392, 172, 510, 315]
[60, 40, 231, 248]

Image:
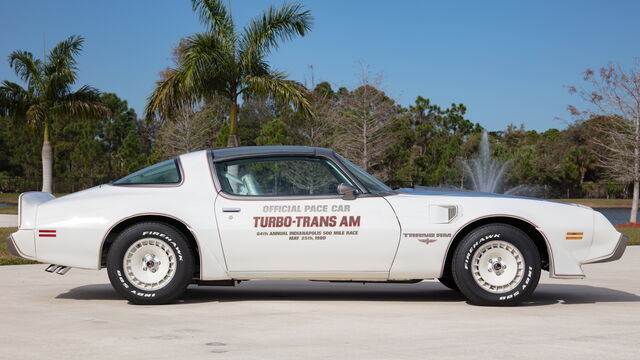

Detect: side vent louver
[448, 206, 457, 220]
[429, 205, 459, 224]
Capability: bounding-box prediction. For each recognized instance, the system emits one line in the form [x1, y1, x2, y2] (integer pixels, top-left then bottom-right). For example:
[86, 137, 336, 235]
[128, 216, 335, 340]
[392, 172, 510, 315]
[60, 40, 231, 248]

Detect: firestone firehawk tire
[107, 222, 195, 305]
[452, 223, 541, 306]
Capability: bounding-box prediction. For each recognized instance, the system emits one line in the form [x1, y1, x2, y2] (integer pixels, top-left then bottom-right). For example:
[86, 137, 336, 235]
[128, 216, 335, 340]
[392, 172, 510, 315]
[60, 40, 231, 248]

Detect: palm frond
[51, 100, 108, 120]
[65, 85, 103, 102]
[43, 35, 84, 95]
[25, 102, 47, 129]
[191, 0, 233, 34]
[181, 32, 230, 89]
[146, 67, 194, 120]
[146, 32, 230, 120]
[0, 80, 34, 118]
[45, 69, 77, 100]
[242, 71, 312, 117]
[8, 50, 44, 93]
[239, 2, 312, 71]
[52, 85, 109, 120]
[45, 35, 83, 74]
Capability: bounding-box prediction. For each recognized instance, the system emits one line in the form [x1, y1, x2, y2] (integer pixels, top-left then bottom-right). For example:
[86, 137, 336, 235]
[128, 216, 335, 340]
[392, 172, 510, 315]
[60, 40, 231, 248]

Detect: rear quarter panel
[33, 151, 229, 280]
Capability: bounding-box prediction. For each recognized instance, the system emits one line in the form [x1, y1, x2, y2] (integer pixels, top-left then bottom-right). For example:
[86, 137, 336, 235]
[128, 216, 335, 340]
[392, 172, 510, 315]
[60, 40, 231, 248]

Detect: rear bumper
[6, 234, 24, 259]
[584, 233, 628, 264]
[5, 230, 36, 260]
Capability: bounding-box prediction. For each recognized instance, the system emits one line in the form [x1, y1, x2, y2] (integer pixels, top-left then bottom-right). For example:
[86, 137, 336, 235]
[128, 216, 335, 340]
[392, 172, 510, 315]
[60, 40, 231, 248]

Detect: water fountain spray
[462, 132, 509, 193]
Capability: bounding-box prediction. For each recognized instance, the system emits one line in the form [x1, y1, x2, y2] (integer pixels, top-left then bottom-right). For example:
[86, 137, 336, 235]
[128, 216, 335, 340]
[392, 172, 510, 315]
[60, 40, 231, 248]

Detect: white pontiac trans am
[7, 146, 627, 305]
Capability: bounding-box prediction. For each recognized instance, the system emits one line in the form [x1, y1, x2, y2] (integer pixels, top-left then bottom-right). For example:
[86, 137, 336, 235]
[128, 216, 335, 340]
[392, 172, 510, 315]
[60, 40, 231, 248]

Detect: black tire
[438, 275, 459, 291]
[107, 222, 195, 305]
[452, 224, 540, 306]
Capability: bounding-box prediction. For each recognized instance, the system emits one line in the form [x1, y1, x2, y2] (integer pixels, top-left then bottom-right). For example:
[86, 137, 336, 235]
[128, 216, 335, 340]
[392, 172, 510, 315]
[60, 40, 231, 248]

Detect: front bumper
[584, 233, 628, 264]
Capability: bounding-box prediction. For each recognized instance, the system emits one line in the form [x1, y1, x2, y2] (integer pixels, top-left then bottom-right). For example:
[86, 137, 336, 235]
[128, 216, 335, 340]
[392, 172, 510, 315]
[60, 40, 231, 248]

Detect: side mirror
[337, 183, 357, 200]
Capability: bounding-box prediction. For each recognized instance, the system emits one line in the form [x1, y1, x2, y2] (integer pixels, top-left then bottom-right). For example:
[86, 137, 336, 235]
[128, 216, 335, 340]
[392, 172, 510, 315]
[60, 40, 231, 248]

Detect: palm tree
[146, 0, 313, 147]
[0, 35, 109, 193]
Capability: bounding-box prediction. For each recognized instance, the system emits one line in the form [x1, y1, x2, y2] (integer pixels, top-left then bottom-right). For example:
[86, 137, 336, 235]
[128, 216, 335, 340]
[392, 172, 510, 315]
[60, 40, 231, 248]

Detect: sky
[1, 0, 639, 131]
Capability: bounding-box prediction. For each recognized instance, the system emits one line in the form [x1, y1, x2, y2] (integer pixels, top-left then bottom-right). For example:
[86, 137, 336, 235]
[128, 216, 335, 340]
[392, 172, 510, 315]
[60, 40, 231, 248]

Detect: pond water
[595, 208, 631, 225]
[0, 203, 14, 208]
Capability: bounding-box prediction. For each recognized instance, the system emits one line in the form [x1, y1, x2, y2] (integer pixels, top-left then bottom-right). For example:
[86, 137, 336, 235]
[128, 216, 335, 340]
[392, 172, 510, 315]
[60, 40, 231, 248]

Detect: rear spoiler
[18, 192, 55, 229]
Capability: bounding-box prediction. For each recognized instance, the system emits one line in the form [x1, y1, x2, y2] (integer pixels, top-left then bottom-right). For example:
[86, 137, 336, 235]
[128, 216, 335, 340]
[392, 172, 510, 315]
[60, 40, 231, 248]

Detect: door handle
[222, 207, 241, 213]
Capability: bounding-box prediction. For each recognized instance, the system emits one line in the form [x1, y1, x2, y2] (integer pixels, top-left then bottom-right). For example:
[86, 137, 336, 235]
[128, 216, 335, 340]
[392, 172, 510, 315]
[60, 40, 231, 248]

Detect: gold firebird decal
[404, 232, 451, 245]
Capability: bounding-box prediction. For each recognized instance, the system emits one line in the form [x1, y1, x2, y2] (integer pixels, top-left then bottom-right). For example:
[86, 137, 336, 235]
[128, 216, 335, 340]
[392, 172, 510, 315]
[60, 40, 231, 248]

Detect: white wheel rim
[471, 240, 525, 294]
[124, 238, 177, 291]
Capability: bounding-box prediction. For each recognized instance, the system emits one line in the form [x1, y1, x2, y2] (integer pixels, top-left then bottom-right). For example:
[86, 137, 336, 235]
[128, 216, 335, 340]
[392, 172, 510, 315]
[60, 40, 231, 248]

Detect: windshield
[336, 154, 392, 193]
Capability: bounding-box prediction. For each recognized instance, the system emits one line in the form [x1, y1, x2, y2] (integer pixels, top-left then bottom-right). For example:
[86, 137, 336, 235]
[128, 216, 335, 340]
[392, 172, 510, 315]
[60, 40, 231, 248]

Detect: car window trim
[209, 153, 370, 199]
[111, 158, 185, 187]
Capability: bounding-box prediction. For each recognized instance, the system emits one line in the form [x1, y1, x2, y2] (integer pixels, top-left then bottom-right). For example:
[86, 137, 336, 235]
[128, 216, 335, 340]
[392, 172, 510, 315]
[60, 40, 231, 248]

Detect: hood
[395, 187, 588, 208]
[396, 187, 534, 199]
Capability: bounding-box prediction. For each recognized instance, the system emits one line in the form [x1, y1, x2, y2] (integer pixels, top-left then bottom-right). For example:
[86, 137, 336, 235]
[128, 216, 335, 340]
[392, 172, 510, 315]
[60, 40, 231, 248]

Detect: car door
[213, 155, 401, 279]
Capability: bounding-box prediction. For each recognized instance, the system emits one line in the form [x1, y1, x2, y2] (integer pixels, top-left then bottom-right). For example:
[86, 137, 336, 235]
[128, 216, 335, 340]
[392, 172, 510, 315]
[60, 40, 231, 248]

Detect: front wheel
[107, 222, 195, 305]
[452, 224, 541, 306]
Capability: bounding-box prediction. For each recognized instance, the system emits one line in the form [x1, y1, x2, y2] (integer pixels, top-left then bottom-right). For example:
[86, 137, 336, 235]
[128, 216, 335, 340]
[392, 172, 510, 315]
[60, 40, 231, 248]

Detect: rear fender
[19, 192, 55, 229]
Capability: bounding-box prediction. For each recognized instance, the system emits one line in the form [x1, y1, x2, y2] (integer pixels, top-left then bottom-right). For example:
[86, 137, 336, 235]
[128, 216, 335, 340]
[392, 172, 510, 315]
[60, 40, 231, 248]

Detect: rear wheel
[107, 222, 194, 305]
[452, 224, 540, 306]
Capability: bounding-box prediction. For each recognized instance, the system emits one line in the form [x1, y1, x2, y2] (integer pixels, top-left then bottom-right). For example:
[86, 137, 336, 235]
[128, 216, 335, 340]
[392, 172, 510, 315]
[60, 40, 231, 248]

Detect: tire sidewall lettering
[459, 229, 538, 303]
[141, 231, 184, 262]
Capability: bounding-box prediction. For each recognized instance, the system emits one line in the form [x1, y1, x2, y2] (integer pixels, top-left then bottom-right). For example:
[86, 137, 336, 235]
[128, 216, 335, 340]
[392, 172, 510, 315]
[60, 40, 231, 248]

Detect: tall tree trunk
[631, 180, 639, 223]
[227, 97, 239, 147]
[226, 96, 240, 192]
[41, 123, 53, 194]
[362, 119, 368, 171]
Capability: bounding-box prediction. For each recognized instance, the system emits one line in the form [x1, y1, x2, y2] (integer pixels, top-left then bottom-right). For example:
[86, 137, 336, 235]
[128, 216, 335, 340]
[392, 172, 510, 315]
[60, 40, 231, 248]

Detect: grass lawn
[0, 206, 18, 215]
[0, 193, 20, 215]
[0, 227, 38, 265]
[619, 228, 640, 246]
[0, 193, 20, 204]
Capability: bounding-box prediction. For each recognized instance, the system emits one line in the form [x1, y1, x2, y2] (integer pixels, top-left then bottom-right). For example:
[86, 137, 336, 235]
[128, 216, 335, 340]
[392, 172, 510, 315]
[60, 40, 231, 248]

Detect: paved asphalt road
[0, 249, 639, 360]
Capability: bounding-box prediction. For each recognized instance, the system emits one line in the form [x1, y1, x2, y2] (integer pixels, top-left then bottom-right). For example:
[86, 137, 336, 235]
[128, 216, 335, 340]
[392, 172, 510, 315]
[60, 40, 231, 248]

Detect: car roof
[210, 145, 334, 162]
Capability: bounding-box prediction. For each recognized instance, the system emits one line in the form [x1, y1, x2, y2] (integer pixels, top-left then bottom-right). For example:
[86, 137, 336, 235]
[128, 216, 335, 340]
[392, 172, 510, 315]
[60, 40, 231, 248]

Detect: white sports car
[7, 146, 627, 305]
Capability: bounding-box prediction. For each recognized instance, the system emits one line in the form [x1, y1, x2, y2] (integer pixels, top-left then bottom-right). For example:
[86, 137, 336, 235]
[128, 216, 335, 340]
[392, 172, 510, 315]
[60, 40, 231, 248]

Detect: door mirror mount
[337, 183, 357, 200]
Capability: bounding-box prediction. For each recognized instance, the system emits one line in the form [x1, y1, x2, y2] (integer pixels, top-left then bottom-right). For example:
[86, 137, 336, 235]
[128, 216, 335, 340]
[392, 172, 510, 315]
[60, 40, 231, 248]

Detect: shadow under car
[55, 280, 640, 306]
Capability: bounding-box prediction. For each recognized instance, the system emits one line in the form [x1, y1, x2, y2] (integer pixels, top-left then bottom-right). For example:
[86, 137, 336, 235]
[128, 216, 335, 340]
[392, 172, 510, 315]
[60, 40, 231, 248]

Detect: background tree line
[0, 76, 629, 199]
[0, 91, 152, 192]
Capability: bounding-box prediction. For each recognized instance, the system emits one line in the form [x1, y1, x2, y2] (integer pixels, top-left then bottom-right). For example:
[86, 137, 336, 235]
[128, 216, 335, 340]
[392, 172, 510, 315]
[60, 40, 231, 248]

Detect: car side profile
[7, 146, 627, 305]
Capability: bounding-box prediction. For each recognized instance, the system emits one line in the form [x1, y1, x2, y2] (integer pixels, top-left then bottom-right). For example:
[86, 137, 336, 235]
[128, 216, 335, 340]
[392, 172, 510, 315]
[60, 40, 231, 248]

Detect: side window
[113, 159, 181, 185]
[215, 157, 354, 196]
